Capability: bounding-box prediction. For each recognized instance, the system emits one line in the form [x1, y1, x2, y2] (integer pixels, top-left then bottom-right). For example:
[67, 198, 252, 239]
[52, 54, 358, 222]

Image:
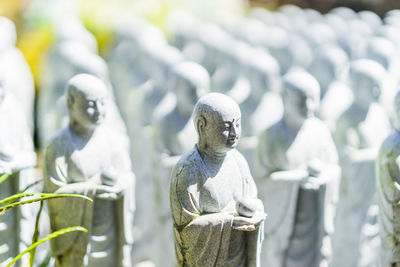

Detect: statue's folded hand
[55, 181, 98, 195]
[232, 211, 266, 231]
[300, 177, 322, 190]
[95, 184, 124, 200]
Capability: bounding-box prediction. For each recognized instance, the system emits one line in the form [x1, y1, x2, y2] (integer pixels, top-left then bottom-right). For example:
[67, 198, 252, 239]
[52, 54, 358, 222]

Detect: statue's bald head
[194, 93, 241, 153]
[349, 59, 385, 106]
[282, 69, 320, 122]
[66, 74, 108, 131]
[172, 61, 210, 107]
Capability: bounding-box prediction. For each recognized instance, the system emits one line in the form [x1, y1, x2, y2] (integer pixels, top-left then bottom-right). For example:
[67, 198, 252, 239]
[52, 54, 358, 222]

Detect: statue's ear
[196, 115, 206, 136]
[67, 94, 74, 108]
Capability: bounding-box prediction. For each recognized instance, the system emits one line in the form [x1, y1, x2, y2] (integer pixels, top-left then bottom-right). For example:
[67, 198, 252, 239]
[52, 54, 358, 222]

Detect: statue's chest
[67, 138, 110, 182]
[285, 120, 326, 169]
[200, 158, 244, 213]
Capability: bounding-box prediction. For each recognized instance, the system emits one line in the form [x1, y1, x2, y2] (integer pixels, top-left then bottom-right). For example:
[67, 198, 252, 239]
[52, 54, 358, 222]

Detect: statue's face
[351, 74, 380, 106]
[283, 87, 317, 123]
[70, 89, 107, 129]
[203, 110, 241, 153]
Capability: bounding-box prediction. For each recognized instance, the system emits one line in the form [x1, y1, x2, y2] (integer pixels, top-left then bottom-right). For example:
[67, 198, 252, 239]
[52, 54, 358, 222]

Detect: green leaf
[0, 193, 37, 206]
[0, 173, 9, 185]
[0, 193, 92, 212]
[6, 226, 88, 267]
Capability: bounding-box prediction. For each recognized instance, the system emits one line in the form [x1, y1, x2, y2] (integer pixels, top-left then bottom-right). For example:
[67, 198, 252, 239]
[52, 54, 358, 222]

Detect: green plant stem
[0, 193, 92, 212]
[6, 226, 88, 267]
[29, 200, 44, 266]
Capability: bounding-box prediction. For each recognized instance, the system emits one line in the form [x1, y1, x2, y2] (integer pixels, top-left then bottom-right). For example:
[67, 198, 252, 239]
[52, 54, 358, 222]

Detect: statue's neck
[283, 113, 306, 133]
[69, 121, 96, 139]
[353, 101, 372, 113]
[197, 143, 227, 165]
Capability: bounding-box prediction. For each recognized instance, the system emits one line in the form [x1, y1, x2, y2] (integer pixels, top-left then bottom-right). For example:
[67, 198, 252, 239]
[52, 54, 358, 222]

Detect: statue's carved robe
[376, 132, 400, 266]
[257, 117, 339, 267]
[332, 103, 390, 267]
[44, 126, 134, 267]
[170, 146, 264, 267]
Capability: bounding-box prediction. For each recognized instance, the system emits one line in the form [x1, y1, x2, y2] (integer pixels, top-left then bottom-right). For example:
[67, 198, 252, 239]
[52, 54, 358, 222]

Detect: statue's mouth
[227, 137, 238, 145]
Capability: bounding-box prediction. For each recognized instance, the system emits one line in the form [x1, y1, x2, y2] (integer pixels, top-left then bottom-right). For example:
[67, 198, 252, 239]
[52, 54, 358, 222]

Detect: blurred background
[1, 0, 399, 91]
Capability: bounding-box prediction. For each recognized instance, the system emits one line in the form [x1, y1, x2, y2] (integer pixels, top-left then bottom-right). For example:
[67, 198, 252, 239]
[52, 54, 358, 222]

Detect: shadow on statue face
[283, 88, 310, 122]
[202, 111, 241, 153]
[351, 74, 380, 107]
[70, 91, 107, 129]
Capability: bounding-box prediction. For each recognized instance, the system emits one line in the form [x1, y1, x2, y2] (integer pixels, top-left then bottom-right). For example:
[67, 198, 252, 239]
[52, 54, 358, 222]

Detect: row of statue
[2, 3, 400, 267]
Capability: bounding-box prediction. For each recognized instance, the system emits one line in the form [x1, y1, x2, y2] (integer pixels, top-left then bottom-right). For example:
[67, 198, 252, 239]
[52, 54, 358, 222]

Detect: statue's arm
[170, 165, 233, 229]
[44, 142, 100, 195]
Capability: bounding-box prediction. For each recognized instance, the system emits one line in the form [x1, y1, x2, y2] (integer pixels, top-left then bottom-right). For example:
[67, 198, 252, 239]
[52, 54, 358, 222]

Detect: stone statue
[0, 16, 35, 133]
[308, 44, 352, 129]
[151, 61, 210, 267]
[44, 74, 135, 267]
[0, 77, 36, 264]
[38, 40, 127, 148]
[256, 69, 339, 267]
[170, 93, 265, 266]
[332, 59, 391, 267]
[240, 48, 282, 137]
[376, 90, 400, 267]
[107, 21, 167, 265]
[367, 37, 399, 121]
[140, 44, 183, 126]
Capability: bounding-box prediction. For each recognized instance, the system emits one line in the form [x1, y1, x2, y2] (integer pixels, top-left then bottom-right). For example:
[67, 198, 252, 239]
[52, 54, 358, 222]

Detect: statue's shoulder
[45, 127, 73, 157]
[231, 149, 249, 166]
[306, 117, 331, 134]
[172, 147, 202, 183]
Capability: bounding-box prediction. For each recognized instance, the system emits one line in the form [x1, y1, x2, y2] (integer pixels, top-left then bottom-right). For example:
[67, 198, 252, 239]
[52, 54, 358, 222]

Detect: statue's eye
[224, 123, 231, 130]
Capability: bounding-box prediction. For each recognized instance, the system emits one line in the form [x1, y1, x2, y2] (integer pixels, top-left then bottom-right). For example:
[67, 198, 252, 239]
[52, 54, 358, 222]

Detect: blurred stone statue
[170, 93, 265, 266]
[140, 44, 183, 126]
[332, 59, 391, 267]
[151, 61, 210, 267]
[240, 48, 282, 137]
[308, 44, 352, 129]
[38, 32, 127, 148]
[256, 69, 339, 267]
[0, 17, 35, 133]
[44, 74, 135, 267]
[367, 37, 399, 121]
[0, 77, 36, 265]
[376, 90, 400, 267]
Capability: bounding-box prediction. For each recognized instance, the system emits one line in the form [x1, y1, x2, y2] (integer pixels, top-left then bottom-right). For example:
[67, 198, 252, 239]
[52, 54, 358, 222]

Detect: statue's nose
[230, 125, 238, 137]
[95, 101, 104, 115]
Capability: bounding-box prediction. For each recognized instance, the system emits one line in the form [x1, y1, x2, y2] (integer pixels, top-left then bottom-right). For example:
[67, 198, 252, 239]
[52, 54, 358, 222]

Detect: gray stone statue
[0, 16, 35, 133]
[151, 61, 210, 267]
[170, 93, 265, 266]
[256, 69, 339, 267]
[332, 59, 391, 267]
[44, 74, 135, 267]
[376, 90, 400, 267]
[308, 44, 352, 129]
[0, 77, 36, 265]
